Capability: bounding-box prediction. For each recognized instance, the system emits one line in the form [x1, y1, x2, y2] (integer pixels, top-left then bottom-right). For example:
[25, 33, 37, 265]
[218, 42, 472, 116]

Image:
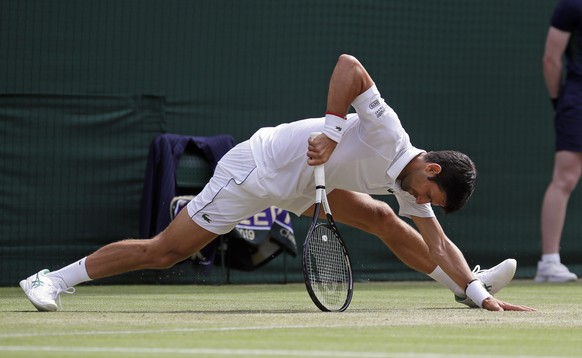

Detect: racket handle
[310, 132, 326, 187]
[314, 165, 325, 187]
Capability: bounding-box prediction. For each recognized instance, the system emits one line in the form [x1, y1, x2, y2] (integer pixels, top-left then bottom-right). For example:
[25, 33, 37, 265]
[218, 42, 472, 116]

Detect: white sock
[541, 253, 560, 263]
[47, 257, 92, 289]
[428, 265, 465, 297]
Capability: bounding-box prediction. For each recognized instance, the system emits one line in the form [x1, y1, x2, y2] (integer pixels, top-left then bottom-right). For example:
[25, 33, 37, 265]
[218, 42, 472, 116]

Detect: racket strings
[306, 224, 351, 310]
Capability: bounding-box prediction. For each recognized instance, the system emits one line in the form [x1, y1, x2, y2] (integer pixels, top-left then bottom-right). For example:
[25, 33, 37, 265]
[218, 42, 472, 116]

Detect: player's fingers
[504, 303, 536, 312]
[484, 304, 503, 312]
[497, 300, 536, 312]
[307, 149, 331, 163]
[482, 298, 503, 311]
[306, 134, 335, 166]
[307, 149, 320, 161]
[307, 155, 324, 166]
[307, 157, 328, 166]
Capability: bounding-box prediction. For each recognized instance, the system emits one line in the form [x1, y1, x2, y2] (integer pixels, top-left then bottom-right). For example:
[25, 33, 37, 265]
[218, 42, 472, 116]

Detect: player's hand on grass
[307, 133, 337, 166]
[482, 297, 536, 312]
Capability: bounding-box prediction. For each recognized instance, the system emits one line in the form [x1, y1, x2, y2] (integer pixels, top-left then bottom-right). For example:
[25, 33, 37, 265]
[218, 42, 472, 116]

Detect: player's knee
[369, 204, 401, 238]
[141, 239, 188, 270]
[153, 253, 183, 269]
[146, 249, 187, 269]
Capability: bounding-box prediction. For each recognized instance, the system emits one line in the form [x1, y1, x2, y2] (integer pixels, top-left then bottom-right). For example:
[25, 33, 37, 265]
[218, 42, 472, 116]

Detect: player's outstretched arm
[412, 216, 536, 311]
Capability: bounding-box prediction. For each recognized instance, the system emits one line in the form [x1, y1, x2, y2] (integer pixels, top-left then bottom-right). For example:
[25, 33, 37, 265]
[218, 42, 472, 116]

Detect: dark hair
[424, 150, 477, 214]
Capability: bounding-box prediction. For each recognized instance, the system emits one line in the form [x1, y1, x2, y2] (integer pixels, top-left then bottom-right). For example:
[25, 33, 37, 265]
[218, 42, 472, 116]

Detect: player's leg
[314, 189, 516, 306]
[85, 209, 217, 279]
[19, 209, 218, 311]
[20, 140, 265, 311]
[321, 189, 436, 273]
[537, 150, 582, 282]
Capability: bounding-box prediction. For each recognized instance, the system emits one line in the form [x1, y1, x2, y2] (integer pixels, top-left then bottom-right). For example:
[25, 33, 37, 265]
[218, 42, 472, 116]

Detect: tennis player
[20, 54, 535, 312]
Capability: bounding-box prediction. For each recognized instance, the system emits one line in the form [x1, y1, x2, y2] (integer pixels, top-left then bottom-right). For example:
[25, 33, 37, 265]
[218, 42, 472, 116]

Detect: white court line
[0, 320, 575, 340]
[0, 346, 573, 358]
[0, 323, 364, 339]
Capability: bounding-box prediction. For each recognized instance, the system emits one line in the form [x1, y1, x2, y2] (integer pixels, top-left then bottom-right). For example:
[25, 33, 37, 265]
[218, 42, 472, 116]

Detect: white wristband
[323, 113, 345, 143]
[465, 280, 491, 308]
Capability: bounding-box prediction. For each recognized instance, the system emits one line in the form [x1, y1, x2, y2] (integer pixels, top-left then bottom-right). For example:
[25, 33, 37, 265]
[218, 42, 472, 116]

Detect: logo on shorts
[202, 214, 211, 223]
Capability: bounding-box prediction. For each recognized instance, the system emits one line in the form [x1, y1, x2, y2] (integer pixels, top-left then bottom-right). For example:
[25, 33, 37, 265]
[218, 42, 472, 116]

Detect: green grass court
[1, 281, 581, 358]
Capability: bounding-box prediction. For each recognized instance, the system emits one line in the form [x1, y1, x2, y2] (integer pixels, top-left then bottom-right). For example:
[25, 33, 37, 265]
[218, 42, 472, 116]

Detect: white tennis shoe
[19, 269, 75, 312]
[455, 258, 517, 308]
[534, 261, 577, 283]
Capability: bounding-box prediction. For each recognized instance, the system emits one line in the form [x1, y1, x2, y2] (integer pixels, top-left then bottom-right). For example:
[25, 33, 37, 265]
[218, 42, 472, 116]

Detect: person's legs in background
[536, 150, 582, 282]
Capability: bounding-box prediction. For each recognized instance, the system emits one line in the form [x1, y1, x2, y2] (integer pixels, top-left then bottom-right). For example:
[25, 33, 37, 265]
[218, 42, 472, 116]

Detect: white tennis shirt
[249, 85, 435, 219]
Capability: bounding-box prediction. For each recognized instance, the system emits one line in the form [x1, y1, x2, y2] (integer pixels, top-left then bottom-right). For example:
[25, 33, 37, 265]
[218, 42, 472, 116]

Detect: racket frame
[302, 142, 354, 312]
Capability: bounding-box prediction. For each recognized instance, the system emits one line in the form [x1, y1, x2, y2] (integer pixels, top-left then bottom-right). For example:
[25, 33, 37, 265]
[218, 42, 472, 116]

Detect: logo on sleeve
[202, 214, 211, 223]
[375, 107, 385, 118]
[369, 100, 380, 109]
[387, 188, 394, 194]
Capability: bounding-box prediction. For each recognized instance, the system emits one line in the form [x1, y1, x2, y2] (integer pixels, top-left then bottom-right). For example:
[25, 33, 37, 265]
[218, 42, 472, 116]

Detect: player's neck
[397, 153, 425, 181]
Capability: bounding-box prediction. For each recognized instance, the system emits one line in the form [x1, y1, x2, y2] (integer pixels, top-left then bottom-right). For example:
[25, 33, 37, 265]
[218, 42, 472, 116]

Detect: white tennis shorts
[186, 140, 313, 235]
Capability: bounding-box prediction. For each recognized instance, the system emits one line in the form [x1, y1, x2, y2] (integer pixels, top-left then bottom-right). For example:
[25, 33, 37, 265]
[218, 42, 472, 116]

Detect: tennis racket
[302, 132, 354, 312]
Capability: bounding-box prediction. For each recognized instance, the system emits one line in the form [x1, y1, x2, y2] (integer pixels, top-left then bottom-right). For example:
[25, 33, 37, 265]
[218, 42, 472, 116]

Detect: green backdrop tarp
[1, 0, 580, 286]
[0, 94, 164, 282]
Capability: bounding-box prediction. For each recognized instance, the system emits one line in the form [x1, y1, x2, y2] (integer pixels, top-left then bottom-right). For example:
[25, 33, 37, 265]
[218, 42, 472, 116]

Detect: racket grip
[310, 131, 326, 187]
[314, 165, 325, 187]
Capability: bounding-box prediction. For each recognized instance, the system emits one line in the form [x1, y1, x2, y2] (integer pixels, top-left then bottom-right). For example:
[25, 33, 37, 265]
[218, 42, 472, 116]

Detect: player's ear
[426, 163, 442, 176]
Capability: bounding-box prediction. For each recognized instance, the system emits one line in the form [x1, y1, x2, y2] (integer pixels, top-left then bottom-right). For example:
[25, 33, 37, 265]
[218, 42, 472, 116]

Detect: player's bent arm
[308, 55, 375, 167]
[326, 54, 375, 118]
